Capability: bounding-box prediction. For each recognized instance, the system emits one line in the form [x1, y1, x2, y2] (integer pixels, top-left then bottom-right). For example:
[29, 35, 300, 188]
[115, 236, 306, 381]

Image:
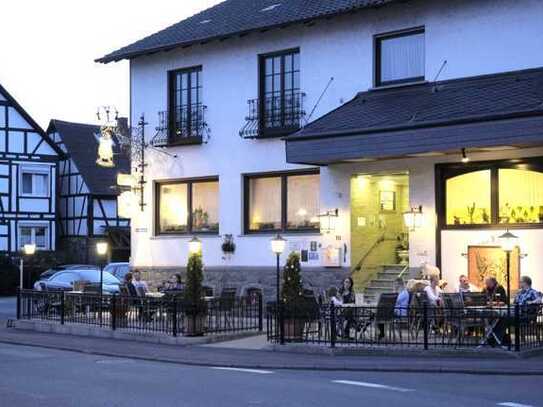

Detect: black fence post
[60, 292, 65, 325]
[27, 294, 31, 319]
[279, 302, 285, 345]
[16, 289, 21, 320]
[423, 303, 429, 351]
[514, 303, 520, 352]
[330, 302, 337, 349]
[172, 299, 178, 337]
[111, 294, 117, 331]
[258, 295, 263, 332]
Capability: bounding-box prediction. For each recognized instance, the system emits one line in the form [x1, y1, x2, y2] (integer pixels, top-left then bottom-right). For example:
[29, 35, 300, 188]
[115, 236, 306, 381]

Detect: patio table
[467, 306, 509, 347]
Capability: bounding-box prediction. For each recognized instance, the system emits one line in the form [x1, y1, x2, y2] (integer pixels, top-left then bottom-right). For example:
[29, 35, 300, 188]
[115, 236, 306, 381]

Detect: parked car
[34, 269, 120, 294]
[38, 264, 100, 281]
[104, 262, 130, 281]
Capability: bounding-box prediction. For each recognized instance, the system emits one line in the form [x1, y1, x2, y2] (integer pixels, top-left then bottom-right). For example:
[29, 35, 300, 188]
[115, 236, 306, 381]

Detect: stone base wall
[134, 266, 350, 302]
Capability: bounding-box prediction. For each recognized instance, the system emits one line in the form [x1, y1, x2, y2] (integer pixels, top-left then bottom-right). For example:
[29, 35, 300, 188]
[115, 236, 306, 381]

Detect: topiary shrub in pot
[184, 252, 207, 336]
[281, 252, 307, 341]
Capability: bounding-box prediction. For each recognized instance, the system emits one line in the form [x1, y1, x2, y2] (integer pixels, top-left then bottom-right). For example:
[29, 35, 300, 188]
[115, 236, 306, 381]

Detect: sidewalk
[1, 326, 542, 375]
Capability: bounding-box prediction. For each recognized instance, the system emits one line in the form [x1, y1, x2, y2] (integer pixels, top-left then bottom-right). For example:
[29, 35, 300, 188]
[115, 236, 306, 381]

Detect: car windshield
[79, 270, 120, 284]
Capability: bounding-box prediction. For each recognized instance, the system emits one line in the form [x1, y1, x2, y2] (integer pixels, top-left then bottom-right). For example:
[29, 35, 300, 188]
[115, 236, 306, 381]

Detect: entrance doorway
[350, 173, 409, 294]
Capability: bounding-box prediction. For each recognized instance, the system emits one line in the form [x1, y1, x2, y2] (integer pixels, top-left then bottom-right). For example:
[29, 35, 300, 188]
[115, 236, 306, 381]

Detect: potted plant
[221, 234, 236, 255]
[396, 233, 409, 265]
[184, 252, 207, 336]
[281, 252, 307, 341]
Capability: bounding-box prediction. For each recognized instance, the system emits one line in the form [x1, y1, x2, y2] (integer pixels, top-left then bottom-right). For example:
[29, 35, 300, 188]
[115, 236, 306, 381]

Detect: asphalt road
[0, 343, 541, 407]
[0, 296, 15, 321]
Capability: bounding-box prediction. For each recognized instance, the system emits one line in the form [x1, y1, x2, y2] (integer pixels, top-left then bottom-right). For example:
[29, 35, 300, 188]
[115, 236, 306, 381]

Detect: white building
[98, 0, 543, 300]
[0, 83, 60, 253]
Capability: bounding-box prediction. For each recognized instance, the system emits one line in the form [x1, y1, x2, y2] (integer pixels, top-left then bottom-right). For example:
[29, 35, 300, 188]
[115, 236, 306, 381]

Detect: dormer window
[375, 28, 425, 87]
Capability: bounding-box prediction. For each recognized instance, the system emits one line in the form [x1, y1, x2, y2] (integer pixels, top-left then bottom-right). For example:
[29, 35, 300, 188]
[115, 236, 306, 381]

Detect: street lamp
[270, 234, 286, 306]
[96, 242, 108, 327]
[188, 236, 202, 255]
[499, 229, 518, 350]
[19, 244, 36, 291]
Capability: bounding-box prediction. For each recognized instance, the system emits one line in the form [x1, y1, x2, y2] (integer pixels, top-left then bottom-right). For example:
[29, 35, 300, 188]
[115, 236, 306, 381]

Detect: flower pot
[397, 249, 409, 265]
[184, 314, 207, 336]
[283, 319, 304, 341]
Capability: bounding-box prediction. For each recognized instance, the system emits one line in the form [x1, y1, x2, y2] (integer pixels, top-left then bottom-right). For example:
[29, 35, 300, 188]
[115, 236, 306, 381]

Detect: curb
[1, 337, 542, 376]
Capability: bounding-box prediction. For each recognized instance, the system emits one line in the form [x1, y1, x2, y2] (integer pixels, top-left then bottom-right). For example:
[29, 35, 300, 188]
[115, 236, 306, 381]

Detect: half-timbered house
[0, 83, 60, 253]
[47, 120, 130, 263]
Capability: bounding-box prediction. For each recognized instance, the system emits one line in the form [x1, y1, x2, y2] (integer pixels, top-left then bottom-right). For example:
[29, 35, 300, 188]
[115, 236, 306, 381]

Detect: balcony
[151, 104, 209, 147]
[239, 92, 305, 139]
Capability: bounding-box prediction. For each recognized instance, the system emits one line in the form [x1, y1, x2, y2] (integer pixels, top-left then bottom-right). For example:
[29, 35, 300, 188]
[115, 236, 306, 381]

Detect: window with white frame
[375, 28, 425, 87]
[18, 224, 49, 250]
[21, 167, 49, 197]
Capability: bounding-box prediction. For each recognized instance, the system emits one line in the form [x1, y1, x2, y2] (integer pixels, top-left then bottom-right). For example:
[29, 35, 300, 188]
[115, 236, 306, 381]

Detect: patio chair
[374, 293, 399, 342]
[442, 293, 484, 346]
[217, 288, 237, 329]
[408, 291, 428, 341]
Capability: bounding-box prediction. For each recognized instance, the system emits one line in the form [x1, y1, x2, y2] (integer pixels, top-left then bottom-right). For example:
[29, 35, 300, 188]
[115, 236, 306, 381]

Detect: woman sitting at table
[123, 273, 138, 297]
[424, 275, 442, 307]
[339, 277, 356, 339]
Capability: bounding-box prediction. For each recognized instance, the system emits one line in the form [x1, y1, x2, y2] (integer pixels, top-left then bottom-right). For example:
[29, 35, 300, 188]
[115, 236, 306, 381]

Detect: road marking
[332, 380, 414, 392]
[497, 403, 534, 407]
[211, 367, 274, 375]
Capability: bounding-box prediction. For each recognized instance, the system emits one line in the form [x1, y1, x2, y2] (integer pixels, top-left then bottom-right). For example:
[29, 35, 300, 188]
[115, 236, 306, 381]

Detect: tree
[185, 252, 206, 315]
[281, 252, 303, 305]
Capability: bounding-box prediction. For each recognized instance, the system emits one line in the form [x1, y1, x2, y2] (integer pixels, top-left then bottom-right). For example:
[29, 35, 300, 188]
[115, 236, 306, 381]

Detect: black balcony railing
[240, 92, 305, 139]
[152, 105, 209, 147]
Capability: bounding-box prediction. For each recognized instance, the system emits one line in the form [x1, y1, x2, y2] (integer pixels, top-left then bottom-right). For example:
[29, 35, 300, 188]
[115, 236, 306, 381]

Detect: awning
[286, 68, 543, 165]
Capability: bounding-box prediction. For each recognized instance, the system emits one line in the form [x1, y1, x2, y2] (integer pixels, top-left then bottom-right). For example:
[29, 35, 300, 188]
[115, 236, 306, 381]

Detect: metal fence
[267, 302, 543, 352]
[18, 289, 263, 337]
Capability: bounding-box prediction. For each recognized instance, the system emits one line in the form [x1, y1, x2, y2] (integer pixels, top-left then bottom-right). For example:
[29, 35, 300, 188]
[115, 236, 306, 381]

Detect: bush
[281, 252, 307, 319]
[184, 252, 207, 315]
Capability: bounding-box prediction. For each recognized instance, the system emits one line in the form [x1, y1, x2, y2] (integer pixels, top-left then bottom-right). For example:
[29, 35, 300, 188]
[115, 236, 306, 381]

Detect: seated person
[339, 277, 355, 305]
[327, 287, 343, 306]
[458, 274, 477, 294]
[514, 276, 542, 306]
[123, 272, 138, 297]
[394, 278, 410, 318]
[424, 275, 442, 307]
[132, 271, 149, 296]
[482, 277, 507, 305]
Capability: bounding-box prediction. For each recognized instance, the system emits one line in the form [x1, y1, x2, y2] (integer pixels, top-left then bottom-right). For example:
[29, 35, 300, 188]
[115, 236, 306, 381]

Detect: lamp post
[188, 236, 202, 255]
[499, 229, 518, 350]
[19, 244, 36, 291]
[96, 242, 109, 327]
[270, 234, 286, 307]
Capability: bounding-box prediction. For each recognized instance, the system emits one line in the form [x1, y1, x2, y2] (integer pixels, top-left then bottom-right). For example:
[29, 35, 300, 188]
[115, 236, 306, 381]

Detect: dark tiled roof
[290, 67, 543, 140]
[97, 0, 398, 63]
[48, 120, 130, 196]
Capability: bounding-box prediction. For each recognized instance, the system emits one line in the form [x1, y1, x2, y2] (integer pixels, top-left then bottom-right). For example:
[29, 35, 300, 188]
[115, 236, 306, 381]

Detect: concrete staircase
[361, 264, 407, 304]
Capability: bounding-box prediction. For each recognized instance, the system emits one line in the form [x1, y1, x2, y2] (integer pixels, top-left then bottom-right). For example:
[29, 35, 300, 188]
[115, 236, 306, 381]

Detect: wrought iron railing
[18, 289, 262, 337]
[266, 299, 543, 352]
[240, 92, 305, 139]
[152, 104, 209, 146]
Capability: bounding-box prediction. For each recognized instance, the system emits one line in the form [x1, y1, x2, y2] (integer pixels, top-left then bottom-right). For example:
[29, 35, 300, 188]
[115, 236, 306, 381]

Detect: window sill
[165, 136, 203, 146]
[440, 223, 543, 231]
[370, 80, 428, 92]
[151, 233, 219, 240]
[241, 231, 322, 237]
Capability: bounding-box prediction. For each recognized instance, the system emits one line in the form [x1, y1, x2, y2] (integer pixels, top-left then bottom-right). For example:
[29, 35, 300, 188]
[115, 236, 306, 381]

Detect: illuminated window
[157, 179, 219, 234]
[446, 170, 491, 225]
[248, 177, 281, 232]
[499, 169, 543, 224]
[192, 181, 219, 232]
[287, 174, 319, 230]
[246, 171, 320, 233]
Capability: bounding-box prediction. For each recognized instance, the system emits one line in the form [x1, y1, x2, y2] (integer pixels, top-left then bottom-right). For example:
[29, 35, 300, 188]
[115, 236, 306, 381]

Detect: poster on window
[467, 245, 520, 291]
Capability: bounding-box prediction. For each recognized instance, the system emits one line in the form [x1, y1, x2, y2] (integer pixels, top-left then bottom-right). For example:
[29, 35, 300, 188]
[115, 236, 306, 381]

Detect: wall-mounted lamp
[318, 208, 339, 234]
[461, 148, 470, 163]
[403, 205, 423, 231]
